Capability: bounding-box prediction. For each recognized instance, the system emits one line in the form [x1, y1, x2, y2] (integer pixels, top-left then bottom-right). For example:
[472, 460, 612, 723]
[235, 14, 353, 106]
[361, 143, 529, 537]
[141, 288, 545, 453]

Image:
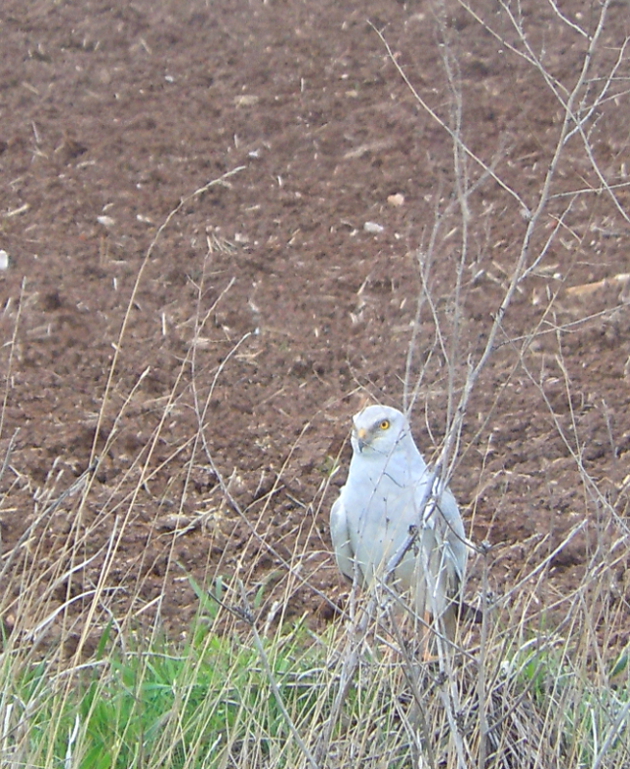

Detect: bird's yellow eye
[379, 419, 390, 430]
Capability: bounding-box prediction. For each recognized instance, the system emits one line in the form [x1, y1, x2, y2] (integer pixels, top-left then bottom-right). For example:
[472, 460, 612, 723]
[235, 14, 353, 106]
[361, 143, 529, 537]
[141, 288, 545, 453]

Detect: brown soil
[1, 0, 629, 654]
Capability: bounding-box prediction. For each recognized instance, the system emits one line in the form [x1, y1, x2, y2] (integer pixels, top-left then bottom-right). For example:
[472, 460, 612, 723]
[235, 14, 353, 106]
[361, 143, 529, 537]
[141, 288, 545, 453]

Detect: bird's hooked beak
[354, 427, 368, 453]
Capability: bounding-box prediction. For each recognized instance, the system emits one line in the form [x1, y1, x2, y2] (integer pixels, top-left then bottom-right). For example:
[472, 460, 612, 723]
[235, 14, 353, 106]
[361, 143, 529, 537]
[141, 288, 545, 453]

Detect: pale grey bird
[330, 404, 467, 638]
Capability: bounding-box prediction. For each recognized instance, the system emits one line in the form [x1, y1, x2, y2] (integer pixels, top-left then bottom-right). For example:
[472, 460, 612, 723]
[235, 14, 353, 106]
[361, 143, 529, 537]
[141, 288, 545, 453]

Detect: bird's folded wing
[437, 488, 467, 584]
[330, 496, 354, 582]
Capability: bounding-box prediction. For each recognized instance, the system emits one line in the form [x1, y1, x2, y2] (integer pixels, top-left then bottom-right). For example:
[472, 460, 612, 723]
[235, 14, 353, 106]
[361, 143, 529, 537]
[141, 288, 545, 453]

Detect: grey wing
[418, 479, 467, 598]
[330, 493, 355, 582]
[437, 486, 467, 597]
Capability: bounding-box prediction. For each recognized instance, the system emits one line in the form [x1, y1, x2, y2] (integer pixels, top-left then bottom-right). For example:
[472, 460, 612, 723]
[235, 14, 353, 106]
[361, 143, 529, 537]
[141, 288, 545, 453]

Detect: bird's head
[351, 405, 411, 457]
